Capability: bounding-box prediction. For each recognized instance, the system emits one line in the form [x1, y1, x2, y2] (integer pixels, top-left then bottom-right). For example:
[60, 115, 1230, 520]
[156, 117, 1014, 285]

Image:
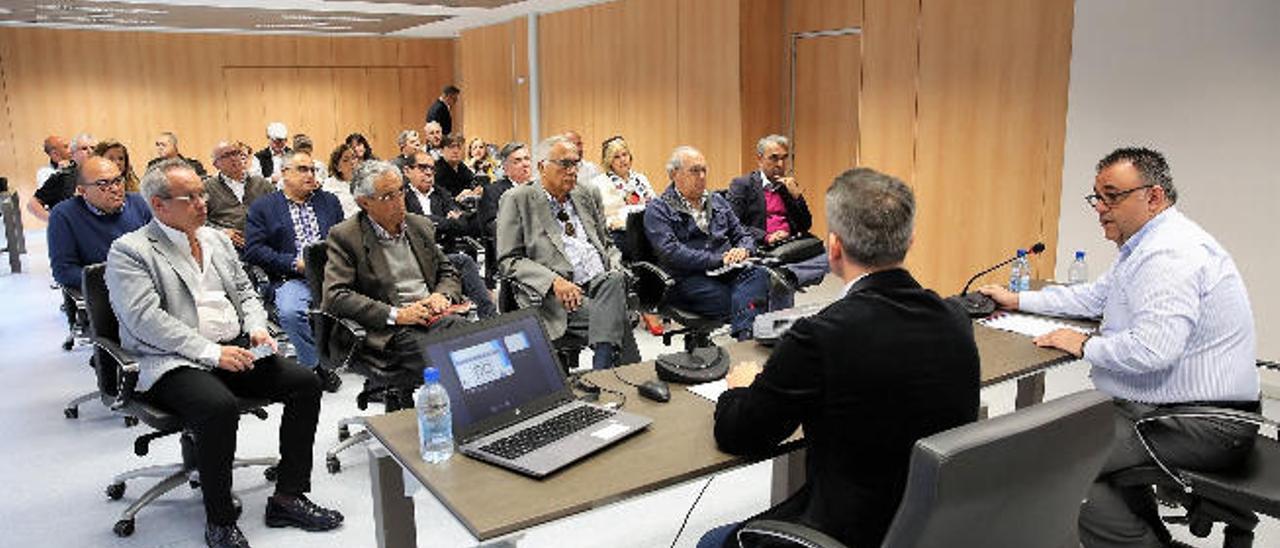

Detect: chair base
[326, 416, 372, 474]
[656, 346, 730, 384]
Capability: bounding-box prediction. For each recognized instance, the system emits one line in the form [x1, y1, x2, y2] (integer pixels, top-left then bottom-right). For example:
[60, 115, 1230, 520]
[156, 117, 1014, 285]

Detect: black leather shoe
[265, 495, 343, 531]
[317, 367, 342, 393]
[205, 523, 251, 548]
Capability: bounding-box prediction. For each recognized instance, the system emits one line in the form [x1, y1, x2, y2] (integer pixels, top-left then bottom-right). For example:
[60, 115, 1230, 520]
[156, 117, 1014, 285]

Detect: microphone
[948, 242, 1045, 318]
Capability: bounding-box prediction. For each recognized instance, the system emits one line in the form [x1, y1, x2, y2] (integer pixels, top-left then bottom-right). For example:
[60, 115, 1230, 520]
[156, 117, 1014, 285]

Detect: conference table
[360, 317, 1085, 548]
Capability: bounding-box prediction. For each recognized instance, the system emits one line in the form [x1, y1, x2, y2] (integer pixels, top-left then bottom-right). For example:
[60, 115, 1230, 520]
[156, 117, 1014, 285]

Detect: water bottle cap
[1016, 248, 1027, 257]
[1075, 250, 1086, 259]
[422, 367, 440, 383]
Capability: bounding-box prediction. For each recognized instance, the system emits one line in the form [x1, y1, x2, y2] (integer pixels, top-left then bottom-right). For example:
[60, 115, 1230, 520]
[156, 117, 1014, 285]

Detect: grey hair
[825, 167, 915, 267]
[533, 135, 574, 168]
[424, 120, 442, 132]
[1096, 147, 1177, 204]
[159, 131, 178, 146]
[351, 159, 402, 199]
[755, 134, 789, 156]
[397, 129, 418, 147]
[140, 157, 196, 202]
[73, 133, 96, 148]
[498, 141, 527, 164]
[665, 146, 701, 177]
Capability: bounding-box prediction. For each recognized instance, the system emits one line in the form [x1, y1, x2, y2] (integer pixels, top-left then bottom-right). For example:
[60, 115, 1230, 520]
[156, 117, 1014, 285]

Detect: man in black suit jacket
[700, 167, 980, 548]
[727, 135, 829, 307]
[424, 84, 459, 136]
[403, 151, 495, 319]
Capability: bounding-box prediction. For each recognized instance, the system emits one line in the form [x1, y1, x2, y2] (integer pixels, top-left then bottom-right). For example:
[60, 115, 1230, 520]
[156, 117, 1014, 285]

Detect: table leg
[369, 444, 418, 548]
[770, 447, 807, 505]
[1015, 372, 1046, 409]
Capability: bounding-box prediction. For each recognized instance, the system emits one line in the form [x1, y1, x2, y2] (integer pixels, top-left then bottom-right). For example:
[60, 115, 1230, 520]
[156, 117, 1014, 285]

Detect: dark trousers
[376, 314, 466, 373]
[447, 252, 496, 319]
[668, 266, 769, 339]
[1080, 399, 1258, 548]
[144, 354, 322, 526]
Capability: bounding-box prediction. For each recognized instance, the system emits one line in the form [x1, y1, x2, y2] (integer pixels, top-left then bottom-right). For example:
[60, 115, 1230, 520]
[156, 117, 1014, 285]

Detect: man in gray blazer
[322, 159, 464, 373]
[497, 135, 629, 370]
[106, 158, 342, 548]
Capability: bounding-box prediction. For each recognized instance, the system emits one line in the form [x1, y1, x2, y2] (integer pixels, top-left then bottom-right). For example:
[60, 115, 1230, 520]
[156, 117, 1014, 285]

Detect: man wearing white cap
[253, 122, 291, 183]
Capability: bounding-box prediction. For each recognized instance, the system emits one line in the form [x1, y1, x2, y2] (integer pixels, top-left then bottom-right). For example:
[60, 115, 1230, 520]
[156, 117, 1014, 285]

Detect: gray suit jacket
[106, 220, 269, 391]
[496, 183, 621, 339]
[204, 173, 275, 233]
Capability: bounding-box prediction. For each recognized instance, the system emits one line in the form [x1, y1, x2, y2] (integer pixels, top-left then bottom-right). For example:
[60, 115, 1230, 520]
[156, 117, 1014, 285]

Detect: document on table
[978, 312, 1094, 338]
[687, 379, 729, 402]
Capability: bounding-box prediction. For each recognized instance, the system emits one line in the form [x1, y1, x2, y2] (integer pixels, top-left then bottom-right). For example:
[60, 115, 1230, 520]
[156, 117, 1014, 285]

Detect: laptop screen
[424, 310, 569, 439]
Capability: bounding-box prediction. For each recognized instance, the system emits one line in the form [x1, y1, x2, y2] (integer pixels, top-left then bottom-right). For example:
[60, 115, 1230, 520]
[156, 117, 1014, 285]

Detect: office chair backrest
[880, 389, 1114, 548]
[623, 210, 656, 264]
[82, 263, 119, 397]
[303, 242, 328, 304]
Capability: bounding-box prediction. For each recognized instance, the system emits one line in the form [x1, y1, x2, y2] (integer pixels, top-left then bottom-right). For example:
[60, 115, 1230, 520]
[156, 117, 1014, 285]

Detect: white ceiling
[0, 0, 610, 37]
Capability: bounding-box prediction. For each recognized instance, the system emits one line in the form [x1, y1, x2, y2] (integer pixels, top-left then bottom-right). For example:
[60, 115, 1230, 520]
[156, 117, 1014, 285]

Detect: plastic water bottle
[1009, 249, 1031, 292]
[1068, 251, 1088, 285]
[417, 367, 454, 463]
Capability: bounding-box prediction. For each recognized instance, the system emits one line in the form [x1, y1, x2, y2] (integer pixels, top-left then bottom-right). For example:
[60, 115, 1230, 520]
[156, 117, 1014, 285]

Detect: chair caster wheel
[327, 456, 341, 474]
[106, 482, 125, 500]
[338, 425, 350, 441]
[64, 407, 78, 419]
[62, 340, 74, 351]
[264, 466, 278, 482]
[113, 518, 135, 537]
[124, 416, 138, 427]
[189, 479, 201, 489]
[232, 497, 243, 518]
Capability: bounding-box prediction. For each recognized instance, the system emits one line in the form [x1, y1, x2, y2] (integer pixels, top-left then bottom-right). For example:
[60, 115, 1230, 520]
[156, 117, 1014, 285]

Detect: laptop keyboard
[479, 405, 615, 460]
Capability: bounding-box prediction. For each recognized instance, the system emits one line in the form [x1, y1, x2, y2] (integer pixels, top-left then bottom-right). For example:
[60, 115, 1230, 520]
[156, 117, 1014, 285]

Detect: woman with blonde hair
[590, 135, 662, 334]
[93, 139, 140, 192]
[466, 137, 497, 182]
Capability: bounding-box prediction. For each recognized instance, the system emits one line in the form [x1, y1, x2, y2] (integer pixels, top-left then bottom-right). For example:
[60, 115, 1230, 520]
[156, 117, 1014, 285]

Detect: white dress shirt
[156, 222, 242, 365]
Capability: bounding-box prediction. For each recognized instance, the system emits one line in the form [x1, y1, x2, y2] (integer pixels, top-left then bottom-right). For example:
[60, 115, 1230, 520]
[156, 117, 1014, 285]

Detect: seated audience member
[322, 144, 359, 218]
[477, 142, 533, 240]
[435, 133, 482, 204]
[94, 139, 141, 192]
[37, 135, 72, 187]
[106, 158, 343, 548]
[30, 133, 96, 221]
[590, 135, 657, 251]
[322, 160, 464, 373]
[344, 133, 375, 162]
[403, 151, 495, 319]
[422, 120, 444, 160]
[728, 134, 828, 308]
[466, 137, 497, 182]
[253, 122, 290, 183]
[698, 167, 980, 548]
[644, 146, 769, 340]
[496, 135, 629, 370]
[977, 147, 1261, 548]
[243, 152, 344, 390]
[291, 134, 327, 181]
[391, 129, 423, 170]
[147, 131, 207, 177]
[47, 156, 152, 291]
[563, 130, 602, 198]
[205, 142, 274, 249]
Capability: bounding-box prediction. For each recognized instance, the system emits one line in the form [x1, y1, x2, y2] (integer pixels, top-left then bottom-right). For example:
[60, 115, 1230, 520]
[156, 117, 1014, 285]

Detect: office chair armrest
[457, 235, 485, 255]
[308, 308, 368, 370]
[627, 260, 674, 287]
[737, 519, 847, 548]
[1259, 359, 1279, 372]
[92, 336, 139, 410]
[499, 274, 545, 307]
[1132, 405, 1278, 494]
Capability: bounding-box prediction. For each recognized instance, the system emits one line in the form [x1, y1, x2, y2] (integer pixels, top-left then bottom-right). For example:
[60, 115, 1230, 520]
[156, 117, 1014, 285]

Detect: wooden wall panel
[909, 0, 1074, 292]
[0, 27, 454, 225]
[739, 0, 788, 174]
[793, 34, 861, 238]
[860, 0, 919, 185]
[677, 0, 742, 188]
[615, 0, 678, 188]
[788, 0, 863, 33]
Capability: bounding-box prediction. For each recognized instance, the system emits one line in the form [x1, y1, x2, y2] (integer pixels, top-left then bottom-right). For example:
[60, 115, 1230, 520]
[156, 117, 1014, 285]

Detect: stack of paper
[978, 312, 1094, 338]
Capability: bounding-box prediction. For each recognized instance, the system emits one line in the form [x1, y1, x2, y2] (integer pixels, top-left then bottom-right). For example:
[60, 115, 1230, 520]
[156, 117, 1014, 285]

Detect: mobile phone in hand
[250, 343, 275, 360]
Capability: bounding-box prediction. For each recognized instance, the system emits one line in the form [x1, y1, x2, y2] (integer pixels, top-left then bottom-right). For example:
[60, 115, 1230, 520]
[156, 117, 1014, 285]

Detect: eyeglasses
[408, 163, 434, 172]
[286, 165, 315, 174]
[370, 188, 405, 202]
[1084, 184, 1153, 208]
[683, 165, 708, 176]
[556, 210, 576, 237]
[81, 176, 126, 189]
[218, 150, 248, 160]
[166, 191, 208, 203]
[763, 153, 789, 162]
[548, 158, 581, 171]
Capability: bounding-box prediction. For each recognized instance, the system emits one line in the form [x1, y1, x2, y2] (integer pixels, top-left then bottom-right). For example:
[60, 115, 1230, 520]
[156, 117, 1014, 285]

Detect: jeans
[274, 279, 317, 368]
[696, 522, 739, 548]
[668, 266, 769, 340]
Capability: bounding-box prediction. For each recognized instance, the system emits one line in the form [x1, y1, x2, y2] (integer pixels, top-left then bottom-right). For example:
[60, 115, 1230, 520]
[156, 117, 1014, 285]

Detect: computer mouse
[637, 380, 671, 403]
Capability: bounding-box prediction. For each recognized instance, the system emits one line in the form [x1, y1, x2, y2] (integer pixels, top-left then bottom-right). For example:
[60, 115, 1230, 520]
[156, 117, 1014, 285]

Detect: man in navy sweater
[47, 156, 153, 291]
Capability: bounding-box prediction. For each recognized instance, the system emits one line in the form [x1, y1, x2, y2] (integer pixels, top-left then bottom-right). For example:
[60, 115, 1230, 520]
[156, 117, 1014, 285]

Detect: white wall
[1059, 0, 1280, 359]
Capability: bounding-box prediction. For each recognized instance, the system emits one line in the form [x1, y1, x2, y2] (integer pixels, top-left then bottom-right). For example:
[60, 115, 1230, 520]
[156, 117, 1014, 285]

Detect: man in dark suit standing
[243, 151, 345, 390]
[698, 167, 980, 548]
[322, 160, 464, 373]
[425, 84, 460, 137]
[403, 150, 495, 319]
[727, 134, 829, 307]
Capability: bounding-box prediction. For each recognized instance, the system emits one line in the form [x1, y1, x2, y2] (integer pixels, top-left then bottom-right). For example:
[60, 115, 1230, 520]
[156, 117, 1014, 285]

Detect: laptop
[421, 308, 652, 477]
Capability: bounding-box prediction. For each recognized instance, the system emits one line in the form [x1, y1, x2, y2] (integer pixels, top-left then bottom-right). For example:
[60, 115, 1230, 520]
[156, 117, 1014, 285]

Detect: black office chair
[737, 389, 1115, 548]
[59, 283, 132, 422]
[496, 274, 587, 373]
[1106, 365, 1280, 548]
[80, 263, 279, 538]
[304, 243, 423, 474]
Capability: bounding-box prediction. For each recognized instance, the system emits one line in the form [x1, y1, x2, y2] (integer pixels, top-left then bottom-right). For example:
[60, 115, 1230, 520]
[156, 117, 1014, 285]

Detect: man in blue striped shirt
[980, 147, 1259, 548]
